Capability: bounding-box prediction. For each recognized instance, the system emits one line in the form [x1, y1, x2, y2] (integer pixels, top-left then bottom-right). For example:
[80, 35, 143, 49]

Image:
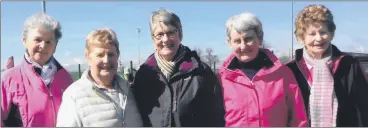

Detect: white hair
[225, 12, 263, 42]
[22, 13, 62, 42]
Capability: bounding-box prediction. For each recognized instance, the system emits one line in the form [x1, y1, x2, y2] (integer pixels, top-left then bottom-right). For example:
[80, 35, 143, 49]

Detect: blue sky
[2, 1, 368, 71]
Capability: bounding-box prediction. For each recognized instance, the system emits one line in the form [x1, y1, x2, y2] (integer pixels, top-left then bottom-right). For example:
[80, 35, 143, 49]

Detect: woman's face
[300, 22, 333, 58]
[151, 22, 181, 61]
[227, 28, 261, 63]
[23, 27, 57, 65]
[86, 44, 119, 81]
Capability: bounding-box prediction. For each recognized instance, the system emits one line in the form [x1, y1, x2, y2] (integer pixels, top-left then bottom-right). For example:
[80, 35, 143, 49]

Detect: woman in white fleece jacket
[56, 28, 142, 127]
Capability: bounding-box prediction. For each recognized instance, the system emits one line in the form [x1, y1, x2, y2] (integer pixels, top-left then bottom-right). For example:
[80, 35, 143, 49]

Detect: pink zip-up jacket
[217, 49, 308, 127]
[1, 57, 73, 127]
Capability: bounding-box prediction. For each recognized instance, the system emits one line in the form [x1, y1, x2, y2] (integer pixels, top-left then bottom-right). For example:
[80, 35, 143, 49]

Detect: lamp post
[137, 28, 141, 66]
[291, 0, 294, 58]
[42, 0, 46, 13]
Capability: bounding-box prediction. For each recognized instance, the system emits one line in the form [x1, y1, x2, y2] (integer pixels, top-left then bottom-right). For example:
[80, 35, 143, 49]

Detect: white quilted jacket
[56, 69, 138, 127]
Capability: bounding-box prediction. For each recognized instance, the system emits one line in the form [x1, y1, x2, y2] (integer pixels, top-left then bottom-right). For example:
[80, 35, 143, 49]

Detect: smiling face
[301, 22, 333, 58]
[85, 44, 119, 80]
[23, 27, 57, 66]
[227, 28, 261, 63]
[151, 22, 181, 61]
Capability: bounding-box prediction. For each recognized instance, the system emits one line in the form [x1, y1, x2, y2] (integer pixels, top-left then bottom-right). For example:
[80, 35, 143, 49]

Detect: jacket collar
[23, 54, 63, 71]
[20, 55, 66, 93]
[226, 50, 274, 71]
[142, 45, 201, 75]
[81, 68, 129, 95]
[219, 48, 283, 80]
[222, 49, 281, 71]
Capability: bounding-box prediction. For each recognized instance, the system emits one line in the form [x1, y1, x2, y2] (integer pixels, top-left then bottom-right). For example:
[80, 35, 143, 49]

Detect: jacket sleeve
[196, 65, 225, 127]
[351, 59, 368, 126]
[56, 90, 83, 127]
[123, 87, 143, 127]
[131, 68, 152, 127]
[285, 68, 309, 127]
[1, 75, 12, 127]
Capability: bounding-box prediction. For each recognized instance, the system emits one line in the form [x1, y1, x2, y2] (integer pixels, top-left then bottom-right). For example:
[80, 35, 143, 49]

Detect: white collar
[24, 51, 55, 69]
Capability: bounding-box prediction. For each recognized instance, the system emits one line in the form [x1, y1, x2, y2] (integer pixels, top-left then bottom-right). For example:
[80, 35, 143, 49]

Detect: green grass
[70, 72, 81, 82]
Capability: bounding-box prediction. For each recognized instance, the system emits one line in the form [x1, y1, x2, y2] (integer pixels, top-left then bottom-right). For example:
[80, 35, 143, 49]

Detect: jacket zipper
[238, 70, 262, 127]
[172, 78, 181, 113]
[158, 72, 176, 126]
[48, 74, 57, 127]
[248, 76, 262, 126]
[48, 88, 56, 126]
[32, 64, 58, 127]
[160, 72, 177, 112]
[173, 95, 177, 112]
[159, 68, 194, 126]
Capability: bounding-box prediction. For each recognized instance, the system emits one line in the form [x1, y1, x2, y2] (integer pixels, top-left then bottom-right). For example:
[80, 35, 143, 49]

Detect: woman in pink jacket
[218, 12, 308, 127]
[1, 13, 73, 127]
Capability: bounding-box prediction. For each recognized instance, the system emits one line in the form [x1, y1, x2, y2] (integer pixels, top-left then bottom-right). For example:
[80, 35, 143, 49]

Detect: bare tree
[193, 47, 204, 60]
[193, 47, 220, 72]
[204, 48, 220, 69]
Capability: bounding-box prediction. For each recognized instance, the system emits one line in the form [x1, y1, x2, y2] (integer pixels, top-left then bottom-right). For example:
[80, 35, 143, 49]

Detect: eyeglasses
[152, 29, 178, 40]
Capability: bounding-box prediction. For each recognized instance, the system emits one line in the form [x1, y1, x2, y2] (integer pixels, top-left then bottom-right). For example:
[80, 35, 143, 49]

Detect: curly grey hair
[22, 13, 62, 42]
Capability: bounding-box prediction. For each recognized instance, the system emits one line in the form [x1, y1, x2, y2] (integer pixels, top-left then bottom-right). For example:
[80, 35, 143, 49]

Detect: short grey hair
[149, 8, 183, 41]
[22, 13, 62, 42]
[225, 12, 263, 42]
